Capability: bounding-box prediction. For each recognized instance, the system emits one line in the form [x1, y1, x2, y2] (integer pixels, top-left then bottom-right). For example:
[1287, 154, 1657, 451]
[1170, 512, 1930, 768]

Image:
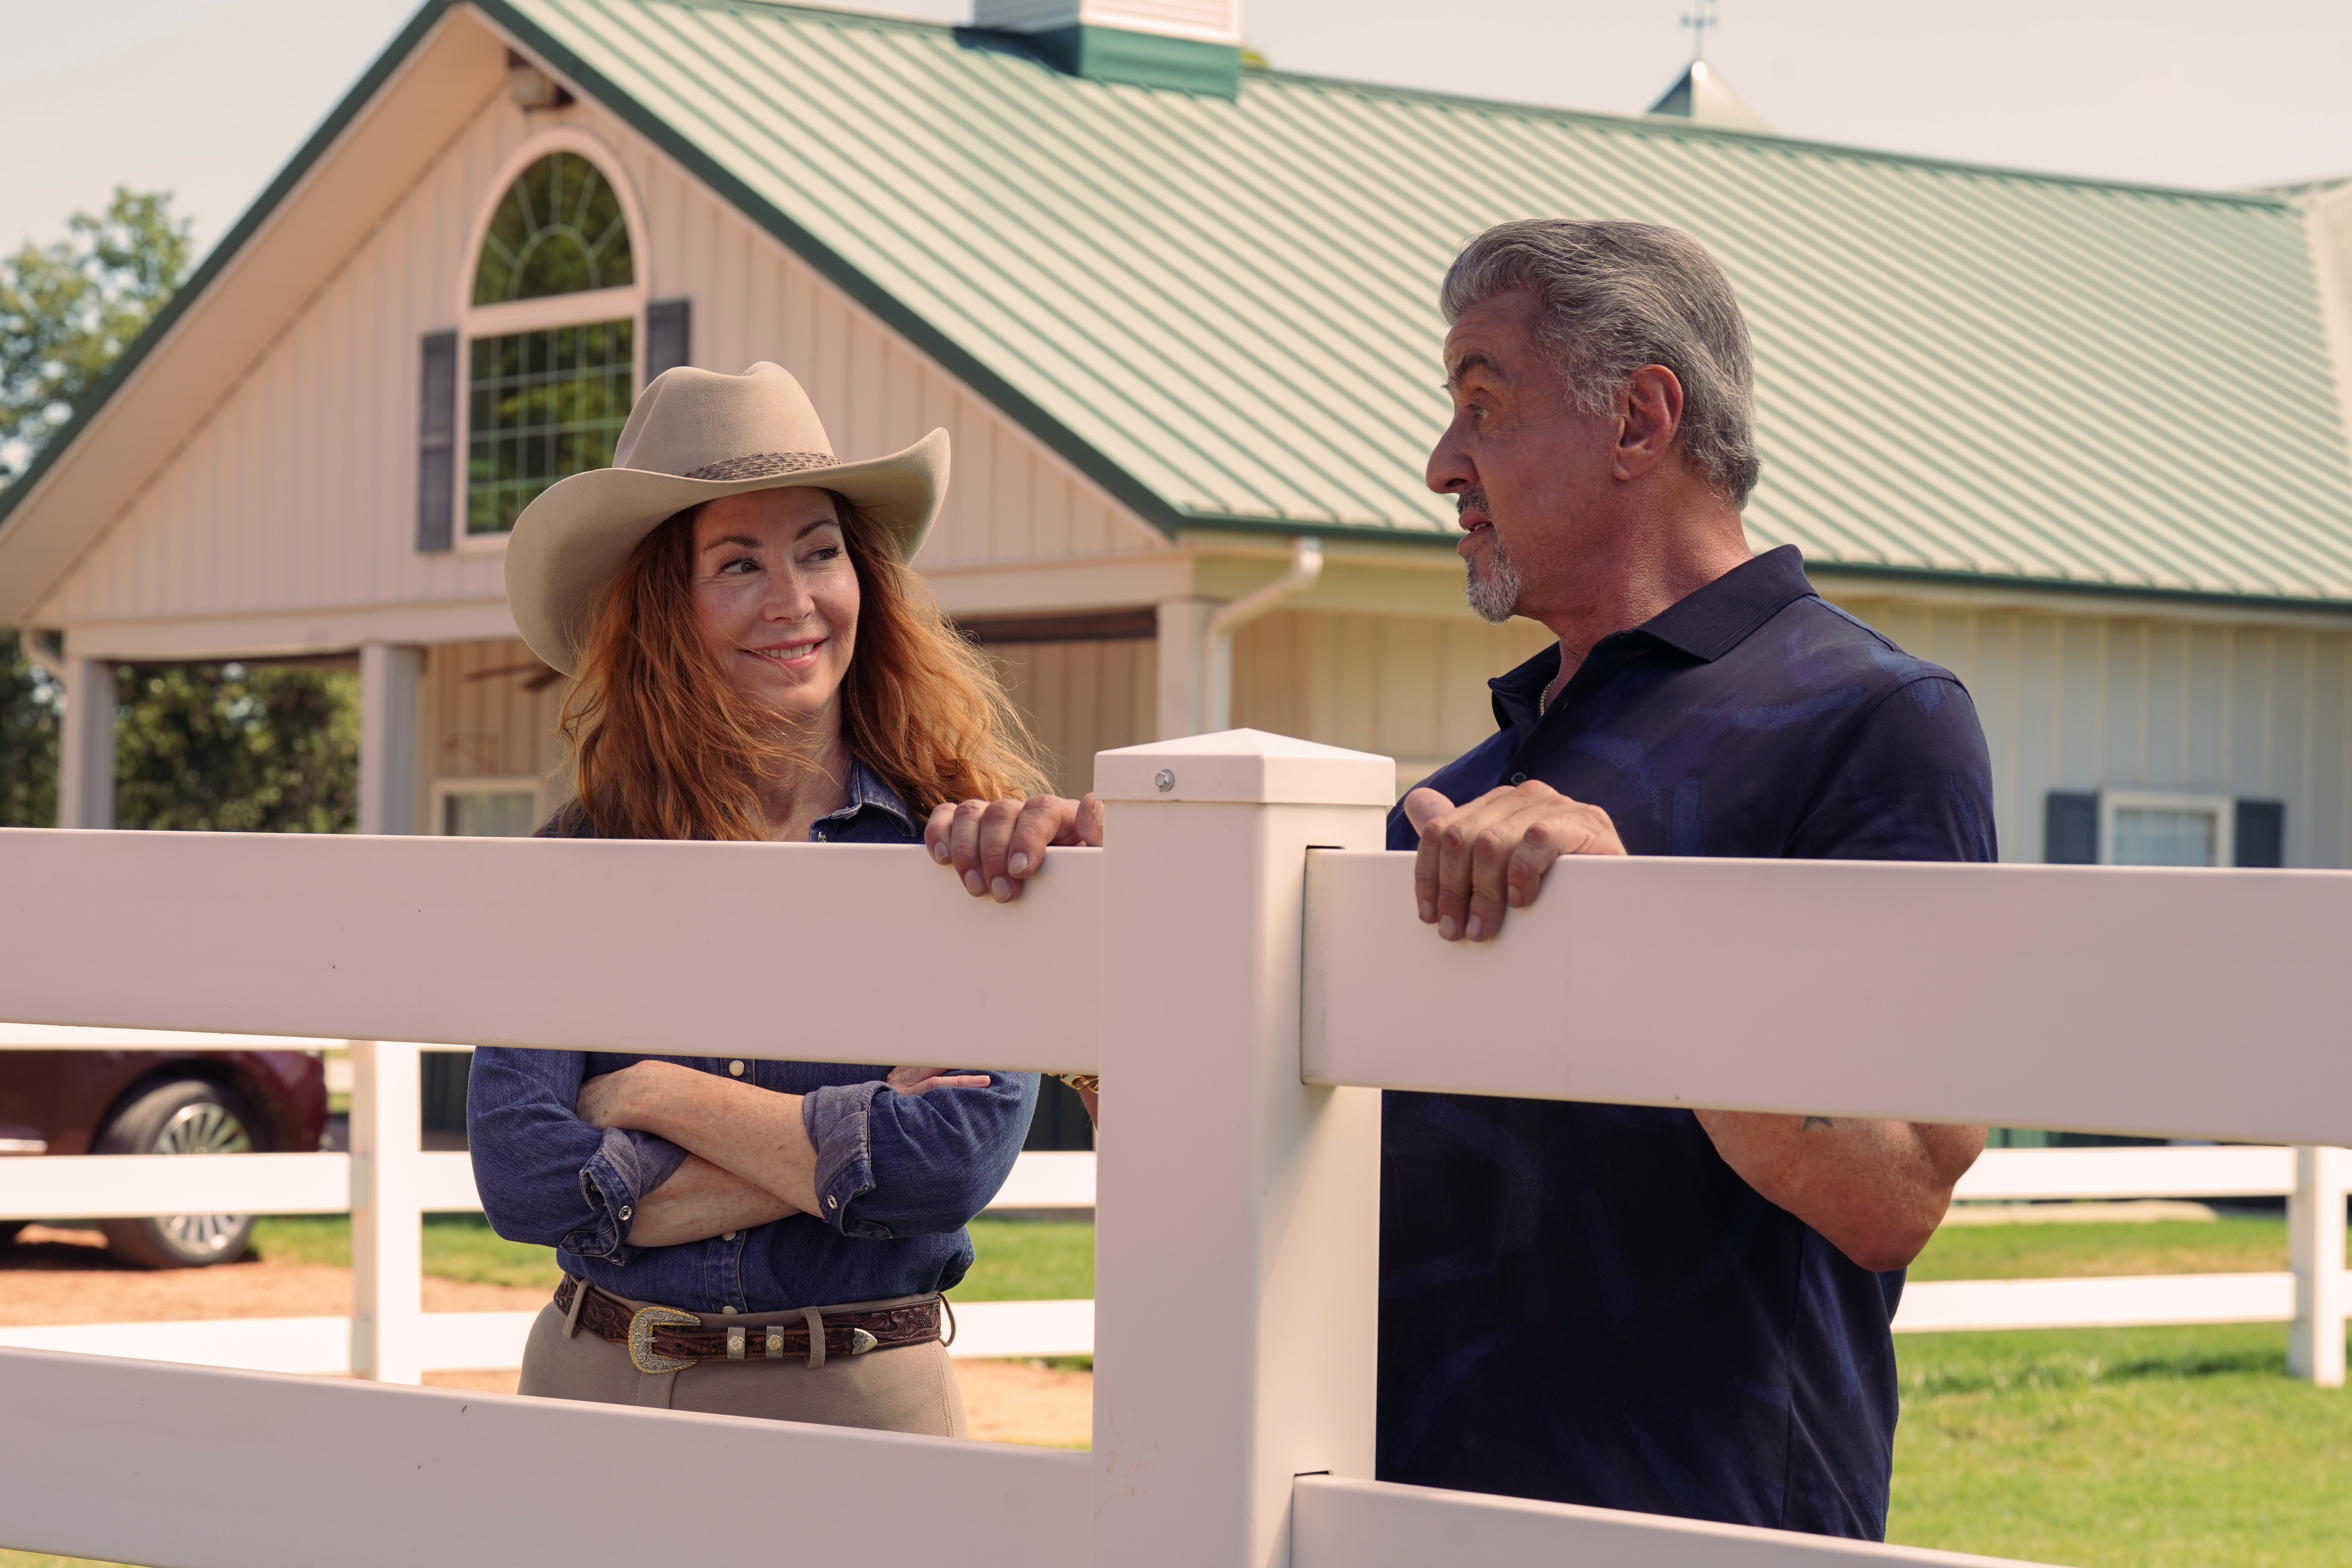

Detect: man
[1378, 220, 1991, 1539]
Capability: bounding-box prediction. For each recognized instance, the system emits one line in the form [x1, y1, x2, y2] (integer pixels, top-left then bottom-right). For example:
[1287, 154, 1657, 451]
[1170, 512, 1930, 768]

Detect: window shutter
[2045, 791, 2098, 864]
[645, 298, 691, 382]
[2234, 799, 2285, 867]
[416, 330, 458, 552]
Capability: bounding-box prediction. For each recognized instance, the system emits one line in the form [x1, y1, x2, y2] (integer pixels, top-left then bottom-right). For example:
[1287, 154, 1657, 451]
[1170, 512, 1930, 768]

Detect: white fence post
[349, 1039, 426, 1384]
[1089, 731, 1394, 1568]
[2287, 1145, 2349, 1387]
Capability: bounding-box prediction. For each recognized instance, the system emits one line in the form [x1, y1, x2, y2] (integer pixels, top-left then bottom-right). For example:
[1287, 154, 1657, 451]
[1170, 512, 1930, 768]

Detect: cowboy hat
[504, 361, 947, 675]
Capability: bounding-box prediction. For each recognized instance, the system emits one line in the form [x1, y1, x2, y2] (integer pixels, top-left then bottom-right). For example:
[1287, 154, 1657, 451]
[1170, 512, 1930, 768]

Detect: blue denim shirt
[467, 762, 1040, 1314]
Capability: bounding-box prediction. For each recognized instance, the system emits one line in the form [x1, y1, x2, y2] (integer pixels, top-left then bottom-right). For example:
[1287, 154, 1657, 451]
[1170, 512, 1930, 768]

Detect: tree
[0, 190, 359, 832]
[114, 662, 358, 833]
[1, 187, 194, 483]
[0, 633, 61, 827]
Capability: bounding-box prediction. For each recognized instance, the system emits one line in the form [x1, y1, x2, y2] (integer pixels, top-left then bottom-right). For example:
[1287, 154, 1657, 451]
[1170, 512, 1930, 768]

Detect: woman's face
[690, 487, 861, 722]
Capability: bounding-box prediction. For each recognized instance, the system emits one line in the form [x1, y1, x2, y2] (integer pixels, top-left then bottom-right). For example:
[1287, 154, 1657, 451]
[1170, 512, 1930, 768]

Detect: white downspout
[1202, 536, 1323, 734]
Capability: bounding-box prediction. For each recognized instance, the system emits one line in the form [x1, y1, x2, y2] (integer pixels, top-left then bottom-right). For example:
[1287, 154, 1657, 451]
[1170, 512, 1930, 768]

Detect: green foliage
[112, 661, 358, 833]
[0, 187, 193, 484]
[0, 632, 61, 826]
[472, 152, 632, 304]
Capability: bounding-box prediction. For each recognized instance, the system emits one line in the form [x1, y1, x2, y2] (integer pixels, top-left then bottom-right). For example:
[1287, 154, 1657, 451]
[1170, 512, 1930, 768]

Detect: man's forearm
[624, 1153, 799, 1248]
[1693, 1111, 1985, 1272]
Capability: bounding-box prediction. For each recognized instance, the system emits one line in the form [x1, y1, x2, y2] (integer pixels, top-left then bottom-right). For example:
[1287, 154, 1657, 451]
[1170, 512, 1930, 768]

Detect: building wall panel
[42, 85, 1163, 632]
[1830, 595, 2352, 867]
[986, 639, 1158, 799]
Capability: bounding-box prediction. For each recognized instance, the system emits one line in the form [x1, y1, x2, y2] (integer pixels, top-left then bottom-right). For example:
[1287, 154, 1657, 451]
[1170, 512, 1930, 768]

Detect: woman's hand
[886, 1065, 993, 1096]
[925, 793, 1105, 902]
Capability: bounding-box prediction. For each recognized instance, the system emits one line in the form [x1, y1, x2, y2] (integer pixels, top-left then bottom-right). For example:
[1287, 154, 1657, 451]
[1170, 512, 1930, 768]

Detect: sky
[5, 0, 2352, 258]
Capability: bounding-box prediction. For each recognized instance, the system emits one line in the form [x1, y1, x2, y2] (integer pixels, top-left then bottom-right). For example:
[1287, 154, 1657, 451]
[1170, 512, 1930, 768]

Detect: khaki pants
[517, 1286, 967, 1437]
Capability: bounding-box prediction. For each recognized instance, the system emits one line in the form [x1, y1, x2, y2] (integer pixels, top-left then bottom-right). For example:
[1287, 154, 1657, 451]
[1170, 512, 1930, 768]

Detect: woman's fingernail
[1009, 851, 1030, 875]
[964, 871, 985, 895]
[1438, 916, 1459, 940]
[932, 840, 949, 862]
[1419, 900, 1436, 923]
[1467, 915, 1485, 940]
[992, 877, 1014, 902]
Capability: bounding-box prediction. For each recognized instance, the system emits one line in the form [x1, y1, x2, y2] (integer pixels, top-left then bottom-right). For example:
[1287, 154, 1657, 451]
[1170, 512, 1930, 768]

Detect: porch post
[2288, 1145, 2349, 1387]
[55, 657, 116, 829]
[358, 643, 422, 835]
[1154, 599, 1215, 740]
[1089, 730, 1394, 1568]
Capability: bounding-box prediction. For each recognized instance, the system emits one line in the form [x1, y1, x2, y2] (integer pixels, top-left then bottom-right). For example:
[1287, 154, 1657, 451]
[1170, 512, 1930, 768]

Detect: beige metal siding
[985, 639, 1158, 799]
[1230, 610, 1554, 794]
[425, 638, 566, 784]
[1830, 597, 2352, 868]
[39, 88, 1161, 628]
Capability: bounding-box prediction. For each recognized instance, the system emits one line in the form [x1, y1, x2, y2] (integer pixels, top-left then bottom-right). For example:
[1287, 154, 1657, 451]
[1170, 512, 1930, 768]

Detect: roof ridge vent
[1647, 59, 1770, 133]
[973, 0, 1243, 98]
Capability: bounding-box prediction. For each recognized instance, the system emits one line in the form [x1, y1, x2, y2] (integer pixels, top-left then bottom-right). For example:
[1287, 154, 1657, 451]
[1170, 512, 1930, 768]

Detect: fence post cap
[1094, 730, 1395, 806]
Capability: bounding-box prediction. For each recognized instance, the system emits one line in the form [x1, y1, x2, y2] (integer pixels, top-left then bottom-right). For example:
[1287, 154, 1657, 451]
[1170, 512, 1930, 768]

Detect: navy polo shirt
[1376, 545, 1996, 1539]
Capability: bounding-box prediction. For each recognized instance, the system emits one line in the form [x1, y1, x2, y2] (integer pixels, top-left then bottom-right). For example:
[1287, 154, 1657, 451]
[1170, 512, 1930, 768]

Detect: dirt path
[0, 1226, 1092, 1446]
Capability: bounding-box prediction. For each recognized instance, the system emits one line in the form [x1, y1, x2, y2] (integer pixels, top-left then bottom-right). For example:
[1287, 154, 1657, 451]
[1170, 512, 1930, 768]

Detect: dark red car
[0, 1047, 329, 1267]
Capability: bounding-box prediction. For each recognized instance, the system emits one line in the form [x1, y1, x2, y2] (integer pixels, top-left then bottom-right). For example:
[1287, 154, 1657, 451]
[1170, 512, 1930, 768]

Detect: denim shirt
[467, 761, 1040, 1314]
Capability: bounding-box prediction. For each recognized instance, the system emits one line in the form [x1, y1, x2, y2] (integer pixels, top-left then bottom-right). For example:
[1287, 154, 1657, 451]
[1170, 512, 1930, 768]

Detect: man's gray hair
[1442, 220, 1761, 508]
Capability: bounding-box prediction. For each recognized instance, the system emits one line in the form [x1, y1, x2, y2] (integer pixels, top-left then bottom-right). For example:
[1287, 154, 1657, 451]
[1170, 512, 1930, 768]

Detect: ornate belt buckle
[628, 1306, 703, 1374]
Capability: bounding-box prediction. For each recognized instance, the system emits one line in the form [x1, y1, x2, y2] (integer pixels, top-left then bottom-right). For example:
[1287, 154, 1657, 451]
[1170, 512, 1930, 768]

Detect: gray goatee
[1459, 488, 1524, 624]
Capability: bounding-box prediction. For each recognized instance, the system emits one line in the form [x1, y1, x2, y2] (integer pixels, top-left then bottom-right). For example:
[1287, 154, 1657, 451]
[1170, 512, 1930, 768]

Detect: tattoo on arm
[1802, 1116, 1837, 1131]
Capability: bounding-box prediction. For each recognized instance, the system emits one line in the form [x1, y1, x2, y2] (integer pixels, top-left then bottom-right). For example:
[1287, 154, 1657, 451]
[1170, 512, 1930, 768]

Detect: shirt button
[722, 1231, 737, 1241]
[728, 1060, 745, 1077]
[826, 1196, 838, 1209]
[617, 1205, 632, 1221]
[722, 1305, 737, 1315]
[1510, 772, 1528, 786]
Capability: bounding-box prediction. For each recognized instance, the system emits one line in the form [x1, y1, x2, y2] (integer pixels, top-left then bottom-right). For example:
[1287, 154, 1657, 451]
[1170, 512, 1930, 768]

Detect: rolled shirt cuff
[563, 1127, 689, 1263]
[803, 1080, 889, 1239]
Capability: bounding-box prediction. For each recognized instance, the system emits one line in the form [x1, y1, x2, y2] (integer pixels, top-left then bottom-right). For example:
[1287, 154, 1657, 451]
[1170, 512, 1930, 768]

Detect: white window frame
[452, 130, 649, 555]
[2100, 789, 2234, 869]
[432, 777, 552, 838]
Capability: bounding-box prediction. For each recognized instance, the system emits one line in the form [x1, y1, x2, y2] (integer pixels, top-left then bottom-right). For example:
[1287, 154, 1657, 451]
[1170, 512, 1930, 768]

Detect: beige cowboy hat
[504, 361, 947, 675]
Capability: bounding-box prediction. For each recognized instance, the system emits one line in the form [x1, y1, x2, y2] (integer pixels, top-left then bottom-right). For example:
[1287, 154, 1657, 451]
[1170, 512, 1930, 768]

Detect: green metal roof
[13, 0, 2352, 612]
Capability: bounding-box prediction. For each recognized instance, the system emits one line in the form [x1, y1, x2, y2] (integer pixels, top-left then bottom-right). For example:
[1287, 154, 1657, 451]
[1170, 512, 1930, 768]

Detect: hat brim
[504, 428, 947, 676]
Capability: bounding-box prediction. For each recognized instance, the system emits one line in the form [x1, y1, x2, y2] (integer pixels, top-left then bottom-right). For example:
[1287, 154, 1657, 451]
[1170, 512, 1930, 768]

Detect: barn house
[7, 0, 2352, 875]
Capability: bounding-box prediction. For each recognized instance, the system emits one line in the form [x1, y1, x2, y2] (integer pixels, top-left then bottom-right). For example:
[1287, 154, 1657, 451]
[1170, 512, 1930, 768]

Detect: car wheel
[96, 1080, 259, 1269]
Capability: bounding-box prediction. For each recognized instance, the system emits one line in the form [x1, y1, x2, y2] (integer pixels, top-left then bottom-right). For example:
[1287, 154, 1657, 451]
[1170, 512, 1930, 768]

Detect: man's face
[1426, 290, 1621, 624]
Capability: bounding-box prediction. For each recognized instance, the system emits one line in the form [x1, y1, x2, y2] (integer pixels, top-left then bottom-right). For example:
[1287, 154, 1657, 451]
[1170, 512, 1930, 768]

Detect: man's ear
[1613, 365, 1686, 481]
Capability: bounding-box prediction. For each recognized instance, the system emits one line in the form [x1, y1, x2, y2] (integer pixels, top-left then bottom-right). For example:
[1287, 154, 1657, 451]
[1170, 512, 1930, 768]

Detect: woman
[469, 362, 1094, 1434]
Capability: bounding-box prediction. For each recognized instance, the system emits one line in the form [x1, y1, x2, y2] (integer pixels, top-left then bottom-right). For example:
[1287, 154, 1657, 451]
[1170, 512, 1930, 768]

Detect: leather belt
[553, 1276, 946, 1374]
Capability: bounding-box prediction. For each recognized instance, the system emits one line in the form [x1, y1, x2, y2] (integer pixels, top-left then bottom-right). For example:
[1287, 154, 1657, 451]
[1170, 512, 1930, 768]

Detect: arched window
[472, 152, 634, 303]
[461, 151, 641, 539]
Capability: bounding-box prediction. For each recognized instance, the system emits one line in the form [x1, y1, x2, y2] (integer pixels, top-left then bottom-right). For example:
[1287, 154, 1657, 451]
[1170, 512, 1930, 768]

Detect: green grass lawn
[244, 1212, 1095, 1300]
[1909, 1216, 2294, 1281]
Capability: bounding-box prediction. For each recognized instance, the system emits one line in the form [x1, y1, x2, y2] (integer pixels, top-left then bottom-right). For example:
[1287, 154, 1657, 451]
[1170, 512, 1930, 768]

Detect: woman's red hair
[555, 494, 1049, 840]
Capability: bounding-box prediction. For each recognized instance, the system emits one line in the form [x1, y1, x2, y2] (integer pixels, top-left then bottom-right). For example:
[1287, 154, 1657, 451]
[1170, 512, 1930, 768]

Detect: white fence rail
[4, 730, 2348, 1568]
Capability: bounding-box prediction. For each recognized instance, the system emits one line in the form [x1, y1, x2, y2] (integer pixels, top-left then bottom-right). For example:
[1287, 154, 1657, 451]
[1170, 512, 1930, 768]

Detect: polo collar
[1487, 545, 1818, 727]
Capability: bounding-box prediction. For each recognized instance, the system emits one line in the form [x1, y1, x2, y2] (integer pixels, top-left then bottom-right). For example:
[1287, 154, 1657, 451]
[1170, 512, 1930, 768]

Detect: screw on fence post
[1089, 730, 1394, 1568]
[348, 1039, 426, 1385]
[2288, 1145, 2350, 1387]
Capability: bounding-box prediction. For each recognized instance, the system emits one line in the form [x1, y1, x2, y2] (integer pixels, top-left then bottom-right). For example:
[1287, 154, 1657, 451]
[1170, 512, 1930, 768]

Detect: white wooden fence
[4, 728, 2350, 1568]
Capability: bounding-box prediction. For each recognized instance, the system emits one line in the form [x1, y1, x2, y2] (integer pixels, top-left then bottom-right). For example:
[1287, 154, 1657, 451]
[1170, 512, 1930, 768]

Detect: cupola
[973, 0, 1243, 98]
[1647, 59, 1770, 133]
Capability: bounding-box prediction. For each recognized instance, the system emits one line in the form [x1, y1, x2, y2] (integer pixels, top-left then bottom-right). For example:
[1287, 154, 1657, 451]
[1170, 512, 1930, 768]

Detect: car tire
[96, 1080, 260, 1269]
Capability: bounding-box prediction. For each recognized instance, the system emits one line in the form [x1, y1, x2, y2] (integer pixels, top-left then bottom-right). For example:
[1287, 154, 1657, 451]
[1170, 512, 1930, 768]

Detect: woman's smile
[746, 638, 826, 670]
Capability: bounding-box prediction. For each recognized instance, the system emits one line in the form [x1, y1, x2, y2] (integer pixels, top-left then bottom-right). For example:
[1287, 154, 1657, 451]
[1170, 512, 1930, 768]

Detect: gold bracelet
[1057, 1074, 1101, 1095]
